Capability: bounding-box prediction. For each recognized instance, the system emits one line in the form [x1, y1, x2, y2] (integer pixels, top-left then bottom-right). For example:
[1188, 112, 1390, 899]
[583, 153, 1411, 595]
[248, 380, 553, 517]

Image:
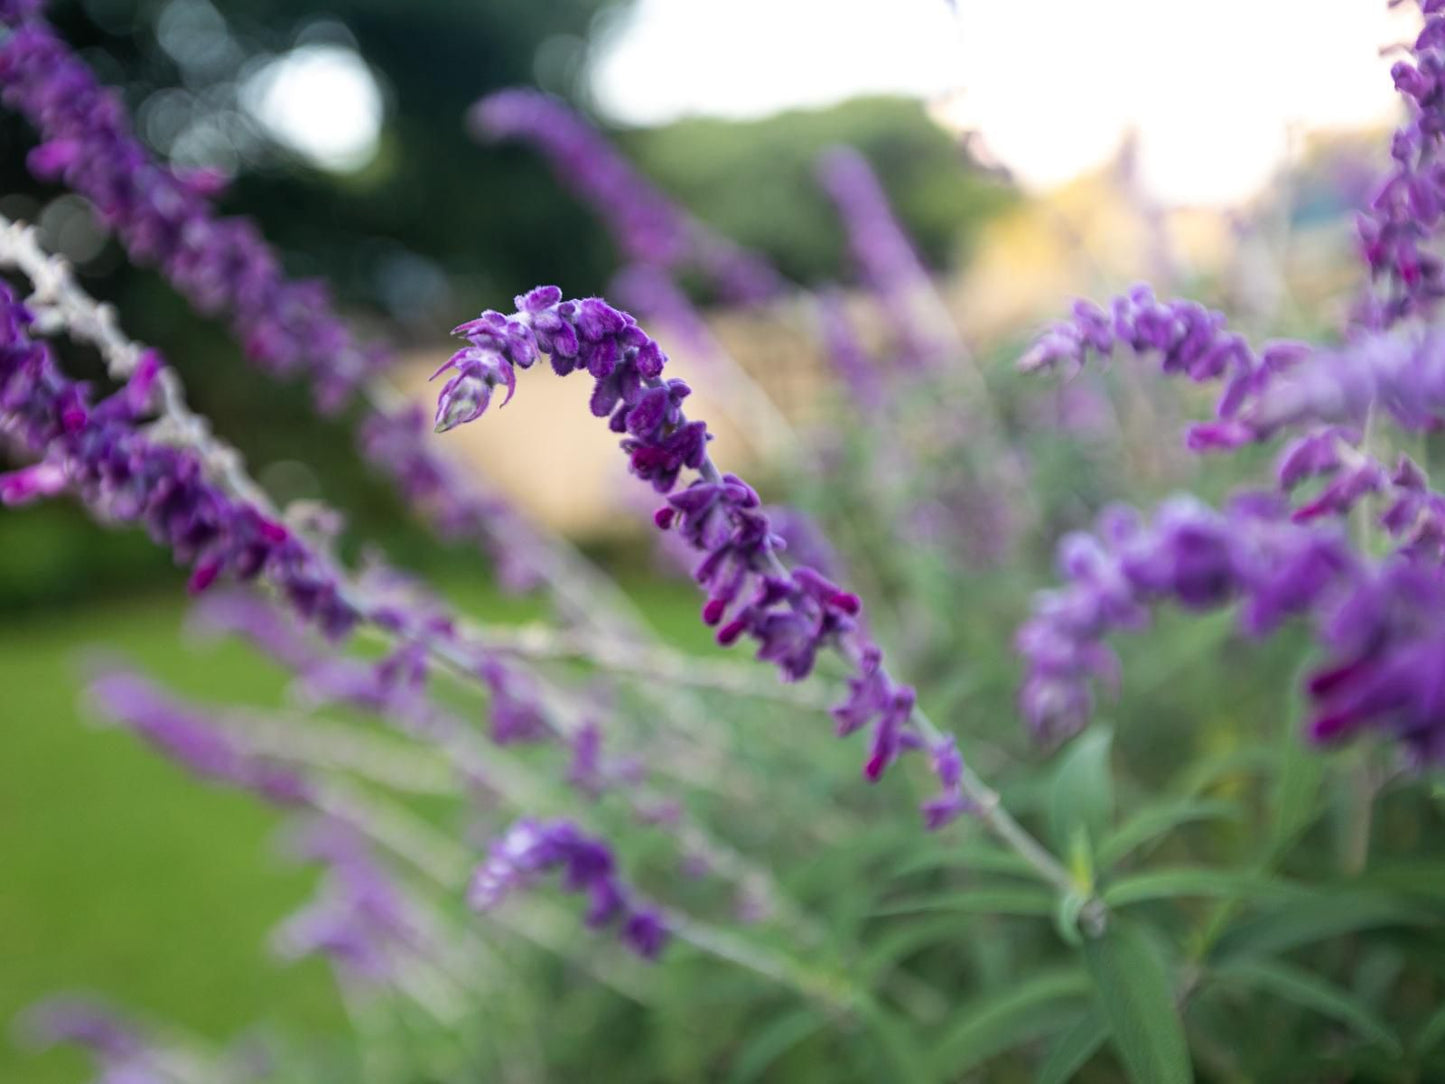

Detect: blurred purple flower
[472, 89, 780, 303]
[816, 146, 948, 367]
[0, 286, 356, 638]
[88, 669, 314, 806]
[469, 818, 668, 959]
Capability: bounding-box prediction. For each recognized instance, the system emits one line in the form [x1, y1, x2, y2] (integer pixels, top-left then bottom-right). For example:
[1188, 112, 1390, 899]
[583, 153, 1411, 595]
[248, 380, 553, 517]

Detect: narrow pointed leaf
[1037, 1008, 1109, 1084]
[1212, 959, 1400, 1055]
[1083, 920, 1192, 1084]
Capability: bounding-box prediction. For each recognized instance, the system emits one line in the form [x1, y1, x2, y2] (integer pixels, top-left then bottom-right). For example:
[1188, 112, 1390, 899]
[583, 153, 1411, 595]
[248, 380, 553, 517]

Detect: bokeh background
[0, 1, 1425, 1080]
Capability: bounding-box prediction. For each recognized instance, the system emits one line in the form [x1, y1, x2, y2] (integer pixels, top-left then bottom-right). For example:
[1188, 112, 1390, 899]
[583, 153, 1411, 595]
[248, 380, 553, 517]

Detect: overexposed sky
[591, 0, 1418, 205]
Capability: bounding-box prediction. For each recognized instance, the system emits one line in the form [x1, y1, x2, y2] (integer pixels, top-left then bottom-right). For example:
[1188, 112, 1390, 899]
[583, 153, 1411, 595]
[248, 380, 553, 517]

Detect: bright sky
[590, 0, 1420, 206]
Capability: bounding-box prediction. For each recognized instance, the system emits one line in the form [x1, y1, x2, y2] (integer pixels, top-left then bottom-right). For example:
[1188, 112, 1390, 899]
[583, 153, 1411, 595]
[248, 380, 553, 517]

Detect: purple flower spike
[469, 818, 668, 960]
[816, 146, 947, 367]
[89, 669, 314, 806]
[0, 286, 357, 640]
[471, 89, 780, 303]
[431, 346, 517, 432]
[20, 997, 145, 1061]
[0, 459, 66, 504]
[1355, 1, 1445, 327]
[1018, 495, 1355, 744]
[0, 22, 554, 596]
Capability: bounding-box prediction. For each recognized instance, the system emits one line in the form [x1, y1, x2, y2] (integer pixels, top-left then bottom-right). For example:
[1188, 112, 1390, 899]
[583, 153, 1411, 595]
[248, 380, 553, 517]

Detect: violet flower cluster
[89, 669, 313, 807]
[1020, 283, 1314, 452]
[18, 998, 178, 1084]
[0, 19, 571, 602]
[0, 285, 357, 636]
[272, 818, 425, 985]
[435, 286, 969, 828]
[0, 20, 386, 408]
[1018, 487, 1445, 762]
[816, 147, 949, 367]
[1357, 0, 1445, 328]
[1021, 284, 1445, 554]
[471, 89, 781, 304]
[469, 818, 668, 959]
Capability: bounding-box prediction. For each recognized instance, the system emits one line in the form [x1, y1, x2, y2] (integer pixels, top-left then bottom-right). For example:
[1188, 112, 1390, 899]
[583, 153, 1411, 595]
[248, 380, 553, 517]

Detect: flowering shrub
[3, 3, 1445, 1083]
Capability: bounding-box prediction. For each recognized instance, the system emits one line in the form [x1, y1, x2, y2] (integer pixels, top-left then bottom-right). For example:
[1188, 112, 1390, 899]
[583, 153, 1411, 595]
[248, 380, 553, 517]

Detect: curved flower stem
[474, 622, 839, 709]
[696, 438, 1090, 911]
[4, 220, 822, 945]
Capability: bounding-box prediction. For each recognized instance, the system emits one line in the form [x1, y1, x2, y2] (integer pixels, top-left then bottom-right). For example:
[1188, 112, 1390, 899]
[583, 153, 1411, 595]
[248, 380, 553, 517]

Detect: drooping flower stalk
[610, 262, 798, 456]
[1021, 280, 1445, 563]
[0, 19, 645, 636]
[432, 286, 1083, 896]
[471, 89, 782, 304]
[0, 233, 819, 944]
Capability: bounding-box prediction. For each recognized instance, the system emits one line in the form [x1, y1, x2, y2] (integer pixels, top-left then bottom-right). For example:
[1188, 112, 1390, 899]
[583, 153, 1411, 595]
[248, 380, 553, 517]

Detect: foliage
[2, 3, 1445, 1084]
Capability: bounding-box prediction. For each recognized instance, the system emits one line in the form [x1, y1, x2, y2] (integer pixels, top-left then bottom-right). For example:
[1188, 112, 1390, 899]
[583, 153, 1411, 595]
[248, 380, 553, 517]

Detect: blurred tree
[625, 96, 1015, 285]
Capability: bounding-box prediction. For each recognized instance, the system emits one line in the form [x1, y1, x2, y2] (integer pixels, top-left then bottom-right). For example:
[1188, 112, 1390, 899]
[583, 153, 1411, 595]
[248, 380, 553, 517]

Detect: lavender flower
[1017, 491, 1445, 761]
[1017, 496, 1342, 742]
[88, 669, 314, 806]
[435, 287, 972, 829]
[0, 0, 42, 23]
[468, 818, 669, 959]
[0, 285, 356, 637]
[1356, 0, 1445, 327]
[0, 24, 571, 602]
[815, 288, 884, 407]
[816, 147, 949, 366]
[189, 589, 326, 673]
[19, 997, 146, 1063]
[1307, 557, 1445, 760]
[0, 457, 65, 503]
[0, 22, 386, 408]
[470, 89, 780, 303]
[273, 818, 422, 983]
[1023, 285, 1445, 561]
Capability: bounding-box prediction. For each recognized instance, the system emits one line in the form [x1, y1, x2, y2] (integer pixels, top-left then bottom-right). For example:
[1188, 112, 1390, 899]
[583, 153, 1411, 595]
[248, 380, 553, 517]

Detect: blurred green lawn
[0, 574, 705, 1083]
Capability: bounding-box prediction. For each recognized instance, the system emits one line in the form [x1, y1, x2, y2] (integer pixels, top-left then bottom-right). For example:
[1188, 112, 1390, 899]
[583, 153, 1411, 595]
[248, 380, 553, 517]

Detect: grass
[0, 569, 705, 1083]
[0, 591, 346, 1083]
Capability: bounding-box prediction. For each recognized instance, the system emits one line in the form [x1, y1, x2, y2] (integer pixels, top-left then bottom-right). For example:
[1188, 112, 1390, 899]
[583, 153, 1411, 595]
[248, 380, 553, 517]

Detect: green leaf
[1211, 959, 1401, 1055]
[1169, 746, 1274, 799]
[1355, 863, 1445, 899]
[1083, 920, 1193, 1084]
[1048, 727, 1115, 860]
[859, 914, 976, 980]
[1102, 867, 1303, 908]
[725, 1009, 824, 1084]
[1416, 1002, 1445, 1057]
[1098, 799, 1242, 867]
[1268, 670, 1325, 855]
[885, 840, 1038, 881]
[1055, 890, 1089, 947]
[872, 885, 1055, 918]
[1036, 1008, 1108, 1084]
[1211, 892, 1437, 961]
[932, 969, 1090, 1077]
[854, 1001, 934, 1084]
